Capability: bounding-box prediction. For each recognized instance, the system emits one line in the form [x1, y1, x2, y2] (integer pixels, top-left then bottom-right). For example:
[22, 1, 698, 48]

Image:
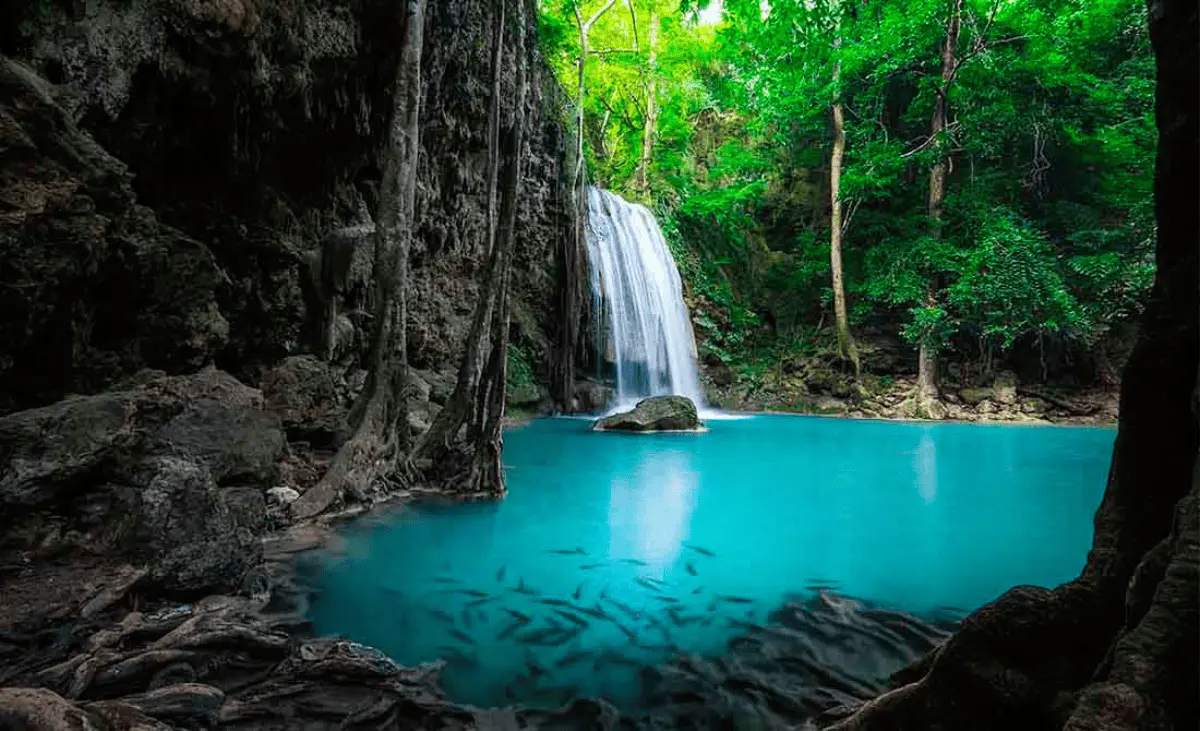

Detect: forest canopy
[537, 0, 1156, 390]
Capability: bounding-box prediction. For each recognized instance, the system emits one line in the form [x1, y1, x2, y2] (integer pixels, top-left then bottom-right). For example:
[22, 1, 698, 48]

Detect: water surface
[299, 415, 1113, 709]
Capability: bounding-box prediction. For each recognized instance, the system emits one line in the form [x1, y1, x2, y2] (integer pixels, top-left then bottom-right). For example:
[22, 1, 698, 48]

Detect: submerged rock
[593, 396, 702, 433]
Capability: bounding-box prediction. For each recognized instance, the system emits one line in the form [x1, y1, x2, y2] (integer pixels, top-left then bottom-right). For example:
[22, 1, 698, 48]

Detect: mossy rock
[593, 396, 703, 433]
[959, 387, 995, 405]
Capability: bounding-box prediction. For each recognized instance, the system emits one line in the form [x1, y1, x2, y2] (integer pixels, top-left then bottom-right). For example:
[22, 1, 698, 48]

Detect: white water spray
[585, 187, 706, 412]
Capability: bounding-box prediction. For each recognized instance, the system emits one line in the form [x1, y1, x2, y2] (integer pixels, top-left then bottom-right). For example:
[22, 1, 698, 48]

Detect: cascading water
[585, 187, 705, 411]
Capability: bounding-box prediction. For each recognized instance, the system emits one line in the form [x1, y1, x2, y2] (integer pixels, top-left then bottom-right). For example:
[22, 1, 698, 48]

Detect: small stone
[266, 487, 300, 505]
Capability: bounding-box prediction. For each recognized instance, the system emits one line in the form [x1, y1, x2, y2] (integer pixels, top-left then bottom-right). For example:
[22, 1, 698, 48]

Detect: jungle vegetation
[537, 0, 1156, 395]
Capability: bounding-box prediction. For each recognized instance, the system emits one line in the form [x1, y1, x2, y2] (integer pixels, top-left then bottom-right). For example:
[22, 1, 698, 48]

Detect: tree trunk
[292, 0, 425, 520]
[414, 0, 506, 462]
[462, 0, 530, 497]
[829, 53, 860, 377]
[636, 11, 658, 192]
[916, 0, 962, 404]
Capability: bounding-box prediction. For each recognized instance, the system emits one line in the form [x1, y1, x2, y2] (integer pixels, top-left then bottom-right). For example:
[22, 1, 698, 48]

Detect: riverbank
[699, 365, 1119, 427]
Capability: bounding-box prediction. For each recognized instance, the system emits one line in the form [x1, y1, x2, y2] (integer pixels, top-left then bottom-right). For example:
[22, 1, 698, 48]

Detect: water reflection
[607, 447, 698, 571]
[913, 429, 938, 503]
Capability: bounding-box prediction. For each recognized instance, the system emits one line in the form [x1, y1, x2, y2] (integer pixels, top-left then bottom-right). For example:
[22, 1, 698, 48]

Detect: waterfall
[585, 187, 705, 411]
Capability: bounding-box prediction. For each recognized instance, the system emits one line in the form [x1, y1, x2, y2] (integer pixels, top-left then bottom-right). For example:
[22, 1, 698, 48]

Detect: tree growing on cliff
[292, 0, 425, 520]
[415, 0, 530, 496]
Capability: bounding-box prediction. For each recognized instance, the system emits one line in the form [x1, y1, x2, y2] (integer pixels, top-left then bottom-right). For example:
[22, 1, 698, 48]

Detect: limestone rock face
[593, 396, 702, 433]
[0, 0, 578, 417]
[0, 370, 282, 596]
[260, 355, 345, 442]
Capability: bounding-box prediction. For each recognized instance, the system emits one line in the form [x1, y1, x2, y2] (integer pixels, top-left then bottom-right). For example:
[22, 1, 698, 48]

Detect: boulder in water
[593, 396, 703, 433]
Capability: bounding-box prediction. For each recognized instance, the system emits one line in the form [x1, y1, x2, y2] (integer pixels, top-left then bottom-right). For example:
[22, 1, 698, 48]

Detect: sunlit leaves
[538, 0, 1157, 364]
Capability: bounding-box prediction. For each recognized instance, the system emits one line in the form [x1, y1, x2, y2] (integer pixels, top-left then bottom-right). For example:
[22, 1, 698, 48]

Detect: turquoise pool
[298, 415, 1114, 709]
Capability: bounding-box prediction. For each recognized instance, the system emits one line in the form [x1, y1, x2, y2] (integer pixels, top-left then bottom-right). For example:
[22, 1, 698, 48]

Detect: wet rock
[260, 356, 345, 443]
[117, 457, 261, 596]
[150, 398, 285, 485]
[266, 487, 301, 506]
[574, 379, 614, 413]
[0, 370, 281, 596]
[993, 371, 1018, 405]
[593, 396, 702, 432]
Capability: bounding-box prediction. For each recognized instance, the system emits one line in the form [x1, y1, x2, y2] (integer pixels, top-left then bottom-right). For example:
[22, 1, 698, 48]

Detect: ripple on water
[297, 415, 1112, 711]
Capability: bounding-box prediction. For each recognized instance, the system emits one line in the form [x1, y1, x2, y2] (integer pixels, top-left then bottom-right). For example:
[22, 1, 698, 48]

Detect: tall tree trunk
[636, 11, 658, 192]
[829, 53, 860, 377]
[463, 0, 530, 496]
[916, 0, 962, 405]
[292, 0, 425, 520]
[414, 0, 506, 462]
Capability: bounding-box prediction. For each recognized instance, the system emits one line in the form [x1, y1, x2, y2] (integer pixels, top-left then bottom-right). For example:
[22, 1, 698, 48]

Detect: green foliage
[505, 344, 538, 405]
[537, 0, 1156, 379]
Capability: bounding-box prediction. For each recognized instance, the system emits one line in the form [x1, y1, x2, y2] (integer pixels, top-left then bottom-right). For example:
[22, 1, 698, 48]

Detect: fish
[692, 586, 704, 594]
[466, 595, 498, 608]
[526, 659, 546, 677]
[496, 565, 507, 582]
[613, 621, 638, 641]
[441, 588, 489, 598]
[428, 609, 456, 624]
[548, 547, 587, 555]
[513, 579, 539, 596]
[605, 597, 640, 621]
[577, 603, 610, 621]
[538, 598, 574, 608]
[593, 650, 640, 669]
[516, 627, 578, 646]
[433, 576, 458, 584]
[573, 582, 585, 600]
[554, 609, 589, 627]
[515, 627, 563, 645]
[683, 543, 716, 557]
[461, 608, 474, 629]
[707, 598, 718, 613]
[619, 558, 647, 566]
[544, 614, 565, 631]
[496, 618, 527, 640]
[579, 563, 606, 570]
[716, 594, 755, 604]
[554, 650, 591, 668]
[436, 646, 479, 668]
[685, 562, 698, 576]
[449, 628, 476, 645]
[651, 595, 679, 604]
[504, 608, 532, 623]
[636, 577, 664, 593]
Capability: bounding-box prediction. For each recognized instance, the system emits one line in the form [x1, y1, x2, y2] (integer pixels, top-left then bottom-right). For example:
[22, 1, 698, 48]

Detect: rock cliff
[0, 0, 577, 416]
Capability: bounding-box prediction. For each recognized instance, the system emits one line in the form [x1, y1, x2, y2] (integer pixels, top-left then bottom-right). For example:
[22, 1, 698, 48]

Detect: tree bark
[829, 51, 860, 376]
[292, 0, 425, 520]
[916, 0, 962, 404]
[462, 0, 530, 497]
[414, 0, 506, 462]
[636, 11, 658, 192]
